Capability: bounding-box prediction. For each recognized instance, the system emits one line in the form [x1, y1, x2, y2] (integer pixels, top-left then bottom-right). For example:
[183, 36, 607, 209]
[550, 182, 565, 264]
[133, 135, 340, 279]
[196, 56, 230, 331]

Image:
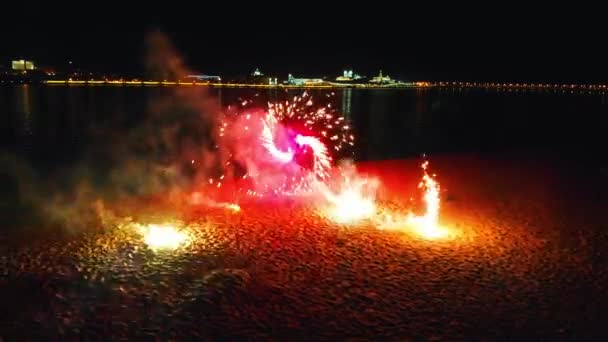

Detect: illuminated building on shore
[248, 68, 278, 85]
[12, 60, 35, 71]
[183, 74, 221, 82]
[336, 69, 363, 81]
[286, 74, 325, 86]
[369, 70, 395, 84]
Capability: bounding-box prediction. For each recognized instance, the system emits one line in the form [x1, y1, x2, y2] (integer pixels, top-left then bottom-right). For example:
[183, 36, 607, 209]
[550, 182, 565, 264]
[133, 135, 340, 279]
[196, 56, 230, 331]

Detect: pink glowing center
[263, 133, 326, 161]
[262, 125, 331, 181]
[261, 118, 295, 163]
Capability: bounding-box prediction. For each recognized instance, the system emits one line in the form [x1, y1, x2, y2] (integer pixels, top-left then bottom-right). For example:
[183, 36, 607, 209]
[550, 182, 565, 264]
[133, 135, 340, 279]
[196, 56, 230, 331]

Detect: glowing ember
[188, 193, 241, 212]
[225, 203, 241, 212]
[138, 224, 190, 250]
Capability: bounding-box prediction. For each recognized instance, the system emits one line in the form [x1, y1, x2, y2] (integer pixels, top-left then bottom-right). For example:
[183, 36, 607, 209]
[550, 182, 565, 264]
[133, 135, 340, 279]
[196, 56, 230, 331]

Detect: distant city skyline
[1, 5, 605, 82]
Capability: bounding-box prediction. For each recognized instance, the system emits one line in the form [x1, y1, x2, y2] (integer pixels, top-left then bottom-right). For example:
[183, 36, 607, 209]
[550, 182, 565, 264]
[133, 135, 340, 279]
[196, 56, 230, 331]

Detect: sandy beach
[2, 154, 607, 340]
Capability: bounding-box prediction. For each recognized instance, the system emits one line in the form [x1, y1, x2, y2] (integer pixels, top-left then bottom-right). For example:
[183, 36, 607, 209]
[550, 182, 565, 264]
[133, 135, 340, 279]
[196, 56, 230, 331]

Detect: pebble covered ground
[2, 155, 608, 340]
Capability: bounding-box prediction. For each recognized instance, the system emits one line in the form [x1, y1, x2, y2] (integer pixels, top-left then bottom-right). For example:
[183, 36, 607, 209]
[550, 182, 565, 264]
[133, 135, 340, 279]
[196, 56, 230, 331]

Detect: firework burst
[213, 92, 353, 197]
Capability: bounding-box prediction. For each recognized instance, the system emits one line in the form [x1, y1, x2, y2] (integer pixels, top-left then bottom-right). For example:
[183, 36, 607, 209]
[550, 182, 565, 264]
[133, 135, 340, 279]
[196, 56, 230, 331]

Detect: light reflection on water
[1, 86, 607, 169]
[15, 85, 34, 141]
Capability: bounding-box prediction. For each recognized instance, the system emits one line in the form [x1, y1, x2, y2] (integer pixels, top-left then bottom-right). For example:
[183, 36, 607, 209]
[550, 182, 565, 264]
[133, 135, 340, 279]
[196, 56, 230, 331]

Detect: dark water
[1, 85, 607, 225]
[2, 85, 607, 168]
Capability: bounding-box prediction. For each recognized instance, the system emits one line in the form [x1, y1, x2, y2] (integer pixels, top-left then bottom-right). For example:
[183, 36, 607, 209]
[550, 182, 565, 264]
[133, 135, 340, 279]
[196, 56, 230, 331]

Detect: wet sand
[2, 155, 607, 340]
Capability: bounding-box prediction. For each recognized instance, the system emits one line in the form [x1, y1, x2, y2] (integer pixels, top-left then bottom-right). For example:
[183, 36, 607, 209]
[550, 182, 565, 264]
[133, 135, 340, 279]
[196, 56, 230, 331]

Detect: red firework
[213, 92, 354, 197]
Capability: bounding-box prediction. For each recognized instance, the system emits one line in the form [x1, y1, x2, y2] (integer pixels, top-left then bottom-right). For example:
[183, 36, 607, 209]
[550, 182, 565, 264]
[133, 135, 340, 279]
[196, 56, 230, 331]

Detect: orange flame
[322, 160, 450, 240]
[137, 223, 191, 250]
[320, 174, 378, 224]
[405, 161, 447, 239]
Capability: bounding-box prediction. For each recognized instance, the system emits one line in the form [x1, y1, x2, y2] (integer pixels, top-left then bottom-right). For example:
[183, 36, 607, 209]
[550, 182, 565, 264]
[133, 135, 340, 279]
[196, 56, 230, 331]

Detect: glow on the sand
[138, 223, 191, 250]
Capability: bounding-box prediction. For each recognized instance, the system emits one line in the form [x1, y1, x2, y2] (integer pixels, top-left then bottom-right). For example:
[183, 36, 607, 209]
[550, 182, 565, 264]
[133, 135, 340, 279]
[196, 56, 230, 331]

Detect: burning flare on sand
[322, 160, 449, 239]
[137, 223, 191, 250]
[321, 173, 378, 224]
[403, 161, 447, 239]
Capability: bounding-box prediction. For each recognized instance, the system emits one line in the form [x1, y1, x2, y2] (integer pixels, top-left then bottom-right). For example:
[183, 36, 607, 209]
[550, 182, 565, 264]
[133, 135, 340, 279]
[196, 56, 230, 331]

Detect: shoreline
[0, 80, 606, 93]
[42, 80, 418, 89]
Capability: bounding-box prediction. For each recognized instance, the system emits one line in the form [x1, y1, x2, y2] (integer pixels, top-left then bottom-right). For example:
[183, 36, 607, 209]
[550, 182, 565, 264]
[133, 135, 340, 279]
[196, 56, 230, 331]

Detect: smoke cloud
[0, 31, 227, 232]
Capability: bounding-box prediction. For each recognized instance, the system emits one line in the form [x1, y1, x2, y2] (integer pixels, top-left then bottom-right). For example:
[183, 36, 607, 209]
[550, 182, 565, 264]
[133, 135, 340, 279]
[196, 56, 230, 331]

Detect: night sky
[1, 4, 605, 82]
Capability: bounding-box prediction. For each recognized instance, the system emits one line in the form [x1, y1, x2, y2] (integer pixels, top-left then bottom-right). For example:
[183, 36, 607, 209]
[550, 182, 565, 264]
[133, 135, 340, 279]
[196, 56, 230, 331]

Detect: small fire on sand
[322, 178, 377, 224]
[319, 165, 379, 224]
[322, 160, 450, 240]
[137, 223, 191, 251]
[378, 161, 450, 240]
[403, 161, 448, 239]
